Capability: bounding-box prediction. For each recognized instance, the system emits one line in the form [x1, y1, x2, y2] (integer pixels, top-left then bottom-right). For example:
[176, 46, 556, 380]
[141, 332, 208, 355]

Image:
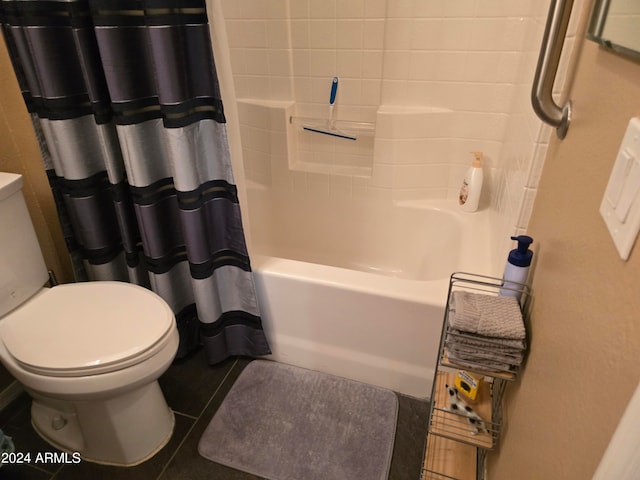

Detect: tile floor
[0, 350, 429, 480]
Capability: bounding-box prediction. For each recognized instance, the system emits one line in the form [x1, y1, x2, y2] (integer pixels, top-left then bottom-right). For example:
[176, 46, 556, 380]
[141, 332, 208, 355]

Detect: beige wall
[489, 41, 640, 479]
[0, 37, 73, 284]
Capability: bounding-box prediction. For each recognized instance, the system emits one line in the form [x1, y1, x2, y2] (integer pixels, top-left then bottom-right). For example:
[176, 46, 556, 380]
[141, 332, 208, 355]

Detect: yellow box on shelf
[455, 370, 484, 404]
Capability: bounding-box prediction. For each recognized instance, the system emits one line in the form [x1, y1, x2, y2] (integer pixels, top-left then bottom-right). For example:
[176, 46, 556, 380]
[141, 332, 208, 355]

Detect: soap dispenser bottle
[459, 151, 483, 212]
[500, 235, 534, 301]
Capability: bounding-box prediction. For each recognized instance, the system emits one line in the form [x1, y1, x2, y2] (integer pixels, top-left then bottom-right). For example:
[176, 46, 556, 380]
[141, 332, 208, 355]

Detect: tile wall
[495, 0, 586, 253]
[219, 0, 586, 270]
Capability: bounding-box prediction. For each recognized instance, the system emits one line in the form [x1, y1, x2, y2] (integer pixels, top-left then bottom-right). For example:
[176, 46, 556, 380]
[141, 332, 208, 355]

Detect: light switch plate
[600, 117, 640, 260]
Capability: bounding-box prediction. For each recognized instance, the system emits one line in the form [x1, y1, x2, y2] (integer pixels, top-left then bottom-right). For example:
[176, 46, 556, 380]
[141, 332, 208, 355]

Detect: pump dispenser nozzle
[508, 235, 533, 267]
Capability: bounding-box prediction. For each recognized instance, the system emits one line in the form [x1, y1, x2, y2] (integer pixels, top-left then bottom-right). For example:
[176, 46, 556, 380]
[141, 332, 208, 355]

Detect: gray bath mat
[198, 360, 398, 480]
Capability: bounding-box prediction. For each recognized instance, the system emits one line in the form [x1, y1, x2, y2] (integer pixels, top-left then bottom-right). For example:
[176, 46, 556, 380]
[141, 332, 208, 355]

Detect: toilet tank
[0, 173, 50, 317]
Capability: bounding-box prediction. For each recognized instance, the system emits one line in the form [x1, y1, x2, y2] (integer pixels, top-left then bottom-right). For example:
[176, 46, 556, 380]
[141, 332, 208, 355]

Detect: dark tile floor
[0, 350, 429, 480]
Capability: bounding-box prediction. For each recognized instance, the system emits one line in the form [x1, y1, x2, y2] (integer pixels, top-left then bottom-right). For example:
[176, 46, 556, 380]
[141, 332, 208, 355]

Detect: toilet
[0, 172, 179, 466]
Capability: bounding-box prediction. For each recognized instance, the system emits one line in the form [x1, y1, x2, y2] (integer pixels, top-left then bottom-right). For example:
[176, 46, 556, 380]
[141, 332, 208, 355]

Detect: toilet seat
[0, 282, 175, 377]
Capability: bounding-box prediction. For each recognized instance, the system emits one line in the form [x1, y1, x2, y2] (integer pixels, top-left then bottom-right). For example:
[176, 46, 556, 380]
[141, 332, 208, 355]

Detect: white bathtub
[247, 186, 494, 398]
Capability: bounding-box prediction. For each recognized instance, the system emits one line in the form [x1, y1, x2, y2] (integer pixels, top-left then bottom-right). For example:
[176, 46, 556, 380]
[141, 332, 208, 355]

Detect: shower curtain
[0, 0, 271, 362]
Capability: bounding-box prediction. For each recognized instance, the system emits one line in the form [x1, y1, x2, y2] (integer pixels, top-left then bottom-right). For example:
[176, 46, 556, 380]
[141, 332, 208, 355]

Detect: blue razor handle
[330, 77, 338, 105]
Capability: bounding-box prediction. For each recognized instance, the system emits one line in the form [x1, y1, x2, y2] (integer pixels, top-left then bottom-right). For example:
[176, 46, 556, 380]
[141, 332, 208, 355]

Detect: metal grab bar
[532, 0, 574, 139]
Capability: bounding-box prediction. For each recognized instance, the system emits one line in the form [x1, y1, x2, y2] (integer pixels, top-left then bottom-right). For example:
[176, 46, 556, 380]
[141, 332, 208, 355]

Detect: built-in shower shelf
[289, 116, 375, 138]
[288, 160, 372, 177]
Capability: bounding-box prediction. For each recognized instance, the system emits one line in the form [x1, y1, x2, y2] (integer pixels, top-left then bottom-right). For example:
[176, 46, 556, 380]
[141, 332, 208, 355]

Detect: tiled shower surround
[220, 0, 586, 269]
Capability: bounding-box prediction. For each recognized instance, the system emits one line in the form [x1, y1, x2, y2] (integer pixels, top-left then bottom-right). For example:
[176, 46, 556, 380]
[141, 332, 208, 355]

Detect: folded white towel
[449, 291, 525, 340]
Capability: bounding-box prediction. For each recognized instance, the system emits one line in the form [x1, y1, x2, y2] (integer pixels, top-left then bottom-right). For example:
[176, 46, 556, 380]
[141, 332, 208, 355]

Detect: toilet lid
[1, 282, 175, 376]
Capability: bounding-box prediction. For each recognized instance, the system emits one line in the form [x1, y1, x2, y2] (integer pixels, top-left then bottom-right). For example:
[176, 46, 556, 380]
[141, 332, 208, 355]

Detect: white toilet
[0, 172, 180, 466]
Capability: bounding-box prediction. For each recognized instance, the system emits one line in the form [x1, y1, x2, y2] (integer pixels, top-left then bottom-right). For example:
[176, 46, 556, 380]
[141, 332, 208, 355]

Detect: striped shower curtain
[0, 0, 271, 362]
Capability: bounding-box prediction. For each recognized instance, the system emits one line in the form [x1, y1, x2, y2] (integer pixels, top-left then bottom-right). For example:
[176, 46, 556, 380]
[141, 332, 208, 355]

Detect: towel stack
[445, 291, 526, 373]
